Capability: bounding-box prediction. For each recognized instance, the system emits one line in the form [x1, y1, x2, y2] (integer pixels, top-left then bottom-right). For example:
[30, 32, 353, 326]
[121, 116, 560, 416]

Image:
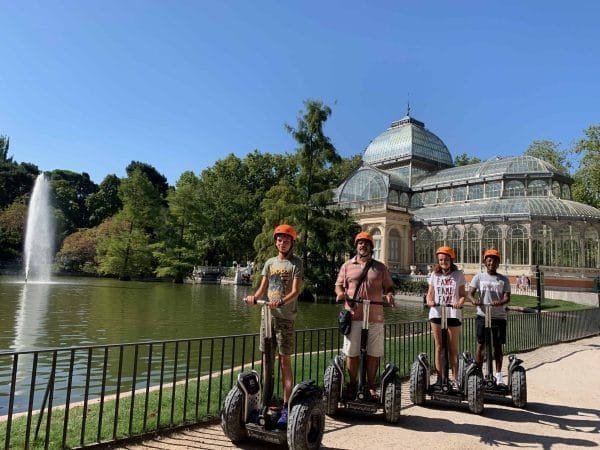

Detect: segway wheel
[457, 352, 471, 391]
[511, 366, 527, 408]
[221, 386, 247, 443]
[287, 396, 325, 450]
[409, 361, 426, 405]
[323, 364, 341, 416]
[383, 376, 401, 423]
[466, 372, 484, 414]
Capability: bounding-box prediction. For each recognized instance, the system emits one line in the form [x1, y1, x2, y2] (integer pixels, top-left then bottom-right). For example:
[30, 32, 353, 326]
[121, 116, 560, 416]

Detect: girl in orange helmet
[426, 246, 466, 388]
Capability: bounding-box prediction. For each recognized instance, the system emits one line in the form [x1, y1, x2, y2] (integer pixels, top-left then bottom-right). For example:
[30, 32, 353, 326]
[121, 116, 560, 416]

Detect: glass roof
[413, 155, 564, 187]
[411, 198, 600, 222]
[363, 115, 453, 168]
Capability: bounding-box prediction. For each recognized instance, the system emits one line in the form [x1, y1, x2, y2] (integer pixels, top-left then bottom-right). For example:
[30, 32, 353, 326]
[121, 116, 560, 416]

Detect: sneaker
[450, 380, 459, 391]
[495, 372, 504, 385]
[276, 405, 288, 430]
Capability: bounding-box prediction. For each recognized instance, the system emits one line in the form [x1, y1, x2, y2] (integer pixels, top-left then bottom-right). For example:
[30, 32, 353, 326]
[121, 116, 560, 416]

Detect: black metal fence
[1, 308, 599, 449]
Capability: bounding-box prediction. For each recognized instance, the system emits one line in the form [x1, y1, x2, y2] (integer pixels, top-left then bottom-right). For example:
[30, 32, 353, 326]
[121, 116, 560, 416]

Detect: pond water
[0, 276, 433, 351]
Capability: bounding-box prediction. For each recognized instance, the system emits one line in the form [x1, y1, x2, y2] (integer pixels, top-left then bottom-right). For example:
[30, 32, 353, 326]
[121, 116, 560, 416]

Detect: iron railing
[1, 308, 599, 449]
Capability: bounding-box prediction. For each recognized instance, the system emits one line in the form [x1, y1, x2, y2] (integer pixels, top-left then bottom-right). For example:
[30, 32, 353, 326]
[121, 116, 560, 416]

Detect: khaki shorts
[260, 317, 295, 355]
[343, 321, 384, 358]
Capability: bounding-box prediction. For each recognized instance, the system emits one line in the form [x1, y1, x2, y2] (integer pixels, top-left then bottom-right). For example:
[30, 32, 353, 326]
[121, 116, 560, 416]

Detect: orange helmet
[273, 224, 297, 241]
[483, 248, 501, 260]
[354, 231, 374, 246]
[436, 246, 456, 260]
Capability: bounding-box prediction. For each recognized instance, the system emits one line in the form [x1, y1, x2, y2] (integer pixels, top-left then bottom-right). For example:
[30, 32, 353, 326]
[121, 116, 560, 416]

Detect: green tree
[285, 100, 342, 269]
[454, 153, 481, 166]
[154, 171, 202, 283]
[126, 161, 169, 198]
[55, 227, 99, 273]
[0, 161, 38, 209]
[0, 198, 28, 261]
[49, 170, 98, 236]
[96, 169, 163, 279]
[253, 100, 359, 294]
[572, 125, 600, 208]
[0, 135, 11, 162]
[195, 154, 258, 265]
[524, 140, 571, 174]
[86, 174, 122, 226]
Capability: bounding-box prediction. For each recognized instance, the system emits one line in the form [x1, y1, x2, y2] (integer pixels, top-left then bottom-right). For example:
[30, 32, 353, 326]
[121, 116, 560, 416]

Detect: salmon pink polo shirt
[335, 256, 395, 323]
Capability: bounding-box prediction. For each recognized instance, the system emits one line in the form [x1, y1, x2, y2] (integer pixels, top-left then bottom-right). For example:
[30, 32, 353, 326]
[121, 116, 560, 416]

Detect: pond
[0, 276, 433, 351]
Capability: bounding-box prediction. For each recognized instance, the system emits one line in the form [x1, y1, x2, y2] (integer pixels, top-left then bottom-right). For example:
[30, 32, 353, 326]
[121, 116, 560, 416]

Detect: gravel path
[116, 334, 600, 449]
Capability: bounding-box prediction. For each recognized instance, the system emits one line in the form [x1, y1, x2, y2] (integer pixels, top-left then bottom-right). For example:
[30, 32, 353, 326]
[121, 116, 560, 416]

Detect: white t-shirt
[470, 271, 510, 320]
[428, 269, 466, 321]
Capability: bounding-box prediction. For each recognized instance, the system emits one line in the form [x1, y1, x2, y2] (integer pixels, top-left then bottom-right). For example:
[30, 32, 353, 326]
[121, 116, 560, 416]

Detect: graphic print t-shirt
[470, 271, 510, 319]
[262, 255, 303, 321]
[428, 270, 466, 321]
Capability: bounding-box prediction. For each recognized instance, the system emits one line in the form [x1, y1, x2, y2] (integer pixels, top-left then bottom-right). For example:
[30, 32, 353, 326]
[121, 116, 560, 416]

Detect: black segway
[466, 303, 527, 408]
[410, 302, 484, 414]
[221, 299, 325, 449]
[323, 298, 401, 423]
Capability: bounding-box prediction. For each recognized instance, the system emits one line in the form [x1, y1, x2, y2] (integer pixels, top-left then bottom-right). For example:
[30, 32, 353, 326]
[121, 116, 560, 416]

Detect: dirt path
[117, 335, 600, 449]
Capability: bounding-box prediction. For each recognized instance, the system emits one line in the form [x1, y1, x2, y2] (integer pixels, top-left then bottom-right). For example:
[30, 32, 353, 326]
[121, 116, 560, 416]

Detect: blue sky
[1, 1, 599, 185]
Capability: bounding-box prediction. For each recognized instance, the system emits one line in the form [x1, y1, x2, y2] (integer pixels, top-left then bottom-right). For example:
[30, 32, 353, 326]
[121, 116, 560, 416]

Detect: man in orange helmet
[335, 231, 395, 399]
[244, 224, 303, 429]
[467, 248, 511, 385]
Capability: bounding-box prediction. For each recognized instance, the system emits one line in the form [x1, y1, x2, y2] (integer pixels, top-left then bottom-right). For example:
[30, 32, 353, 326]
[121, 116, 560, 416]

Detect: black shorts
[430, 318, 462, 327]
[476, 315, 507, 345]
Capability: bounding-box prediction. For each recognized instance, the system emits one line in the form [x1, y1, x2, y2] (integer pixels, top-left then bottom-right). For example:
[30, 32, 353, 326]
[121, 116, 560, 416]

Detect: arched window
[469, 184, 484, 200]
[584, 227, 598, 268]
[447, 227, 462, 262]
[532, 224, 553, 266]
[415, 229, 433, 265]
[505, 180, 525, 197]
[555, 225, 576, 267]
[552, 181, 561, 197]
[482, 225, 502, 256]
[410, 193, 423, 208]
[507, 225, 528, 265]
[464, 226, 479, 264]
[388, 228, 400, 262]
[340, 170, 387, 202]
[562, 185, 571, 200]
[432, 228, 444, 251]
[399, 192, 409, 207]
[388, 190, 399, 205]
[527, 180, 548, 197]
[485, 181, 501, 198]
[371, 228, 382, 261]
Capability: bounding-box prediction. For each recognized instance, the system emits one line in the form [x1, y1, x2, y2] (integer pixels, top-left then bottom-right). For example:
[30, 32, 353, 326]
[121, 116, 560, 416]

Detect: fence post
[535, 265, 544, 336]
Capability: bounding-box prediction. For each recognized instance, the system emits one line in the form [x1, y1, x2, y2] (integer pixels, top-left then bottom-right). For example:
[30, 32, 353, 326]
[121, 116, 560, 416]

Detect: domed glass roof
[363, 115, 453, 168]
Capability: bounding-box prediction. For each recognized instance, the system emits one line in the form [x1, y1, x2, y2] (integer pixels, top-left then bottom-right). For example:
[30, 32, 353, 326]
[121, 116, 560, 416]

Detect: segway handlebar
[347, 297, 394, 307]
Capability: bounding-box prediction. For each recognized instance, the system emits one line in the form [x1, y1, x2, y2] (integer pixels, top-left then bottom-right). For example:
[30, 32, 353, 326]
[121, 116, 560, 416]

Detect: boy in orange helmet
[467, 248, 511, 385]
[244, 224, 303, 428]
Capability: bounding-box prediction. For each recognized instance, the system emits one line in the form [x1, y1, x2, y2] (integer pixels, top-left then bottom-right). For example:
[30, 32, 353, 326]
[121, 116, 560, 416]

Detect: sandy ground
[116, 335, 600, 450]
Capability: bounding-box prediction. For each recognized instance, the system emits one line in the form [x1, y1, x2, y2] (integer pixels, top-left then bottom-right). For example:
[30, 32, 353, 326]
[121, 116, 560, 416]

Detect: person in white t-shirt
[426, 246, 466, 387]
[468, 248, 511, 385]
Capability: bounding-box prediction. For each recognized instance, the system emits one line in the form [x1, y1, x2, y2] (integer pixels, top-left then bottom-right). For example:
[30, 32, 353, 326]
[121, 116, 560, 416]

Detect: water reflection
[14, 282, 51, 351]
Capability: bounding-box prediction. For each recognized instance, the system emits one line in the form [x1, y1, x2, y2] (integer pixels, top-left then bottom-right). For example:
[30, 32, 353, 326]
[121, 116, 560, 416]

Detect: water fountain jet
[23, 173, 55, 282]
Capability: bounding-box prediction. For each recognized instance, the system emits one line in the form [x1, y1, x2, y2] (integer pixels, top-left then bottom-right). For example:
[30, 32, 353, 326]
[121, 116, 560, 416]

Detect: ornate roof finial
[407, 98, 411, 117]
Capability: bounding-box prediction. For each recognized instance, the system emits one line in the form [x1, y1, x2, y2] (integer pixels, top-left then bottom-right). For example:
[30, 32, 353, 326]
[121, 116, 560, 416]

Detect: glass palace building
[334, 113, 600, 285]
